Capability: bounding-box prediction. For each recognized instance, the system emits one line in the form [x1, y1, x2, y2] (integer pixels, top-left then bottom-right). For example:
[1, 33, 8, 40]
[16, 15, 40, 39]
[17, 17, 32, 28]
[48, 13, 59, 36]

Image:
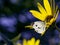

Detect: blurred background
[0, 0, 60, 45]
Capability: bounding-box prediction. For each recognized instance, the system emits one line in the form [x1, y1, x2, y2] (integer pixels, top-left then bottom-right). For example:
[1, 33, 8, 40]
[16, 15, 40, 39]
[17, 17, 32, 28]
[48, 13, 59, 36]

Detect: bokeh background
[0, 0, 60, 45]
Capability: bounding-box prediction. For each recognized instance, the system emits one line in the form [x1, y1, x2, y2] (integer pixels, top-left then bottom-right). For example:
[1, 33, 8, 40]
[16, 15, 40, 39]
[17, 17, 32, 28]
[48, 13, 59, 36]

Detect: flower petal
[44, 0, 52, 15]
[30, 10, 46, 21]
[37, 2, 47, 15]
[35, 39, 40, 45]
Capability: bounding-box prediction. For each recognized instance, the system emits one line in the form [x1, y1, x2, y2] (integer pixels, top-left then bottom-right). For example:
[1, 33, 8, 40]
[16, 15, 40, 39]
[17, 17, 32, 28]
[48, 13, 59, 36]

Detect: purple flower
[0, 16, 17, 32]
[18, 12, 39, 23]
[21, 31, 33, 40]
[1, 17, 17, 26]
[54, 30, 60, 38]
[18, 14, 28, 23]
[25, 12, 39, 22]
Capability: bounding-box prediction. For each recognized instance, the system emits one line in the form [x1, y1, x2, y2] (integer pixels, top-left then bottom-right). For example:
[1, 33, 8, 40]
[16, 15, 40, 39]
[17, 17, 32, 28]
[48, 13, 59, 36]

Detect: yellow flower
[30, 0, 52, 21]
[30, 0, 59, 28]
[17, 38, 40, 45]
[25, 0, 59, 35]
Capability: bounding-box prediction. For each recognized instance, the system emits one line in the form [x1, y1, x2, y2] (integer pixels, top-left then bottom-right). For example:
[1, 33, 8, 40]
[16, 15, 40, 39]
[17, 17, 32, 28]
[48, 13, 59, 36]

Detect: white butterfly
[33, 21, 46, 35]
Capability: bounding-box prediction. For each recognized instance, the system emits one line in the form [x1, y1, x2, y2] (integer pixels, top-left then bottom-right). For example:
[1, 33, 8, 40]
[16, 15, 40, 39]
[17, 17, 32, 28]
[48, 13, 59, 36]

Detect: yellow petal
[27, 40, 32, 45]
[44, 0, 52, 15]
[30, 10, 46, 21]
[35, 39, 40, 45]
[37, 2, 47, 15]
[30, 38, 35, 45]
[49, 10, 59, 26]
[23, 39, 27, 45]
